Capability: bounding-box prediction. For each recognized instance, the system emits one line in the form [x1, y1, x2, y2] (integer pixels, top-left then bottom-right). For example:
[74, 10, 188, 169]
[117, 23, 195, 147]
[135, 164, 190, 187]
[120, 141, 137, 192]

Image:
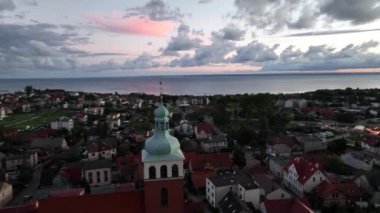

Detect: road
[7, 164, 42, 206]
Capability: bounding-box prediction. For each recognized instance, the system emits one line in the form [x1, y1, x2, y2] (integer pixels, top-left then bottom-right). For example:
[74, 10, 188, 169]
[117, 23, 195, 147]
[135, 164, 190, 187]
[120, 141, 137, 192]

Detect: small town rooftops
[208, 171, 258, 190]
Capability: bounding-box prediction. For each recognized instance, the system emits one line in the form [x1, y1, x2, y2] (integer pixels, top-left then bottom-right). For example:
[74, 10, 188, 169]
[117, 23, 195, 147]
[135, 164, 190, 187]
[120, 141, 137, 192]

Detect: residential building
[87, 139, 117, 160]
[206, 171, 260, 210]
[253, 174, 291, 200]
[199, 135, 228, 152]
[0, 107, 5, 120]
[50, 117, 74, 131]
[269, 157, 291, 178]
[174, 120, 194, 136]
[106, 113, 121, 129]
[194, 123, 214, 139]
[5, 152, 38, 171]
[83, 160, 112, 186]
[361, 137, 380, 155]
[0, 182, 13, 207]
[296, 135, 327, 153]
[266, 136, 302, 157]
[315, 182, 361, 206]
[259, 198, 314, 213]
[341, 150, 380, 171]
[283, 157, 327, 197]
[31, 137, 68, 151]
[218, 191, 251, 213]
[85, 107, 104, 116]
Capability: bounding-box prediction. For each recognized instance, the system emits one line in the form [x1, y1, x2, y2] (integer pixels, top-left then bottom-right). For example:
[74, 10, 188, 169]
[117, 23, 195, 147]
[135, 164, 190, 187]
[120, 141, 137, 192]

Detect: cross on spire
[159, 80, 163, 104]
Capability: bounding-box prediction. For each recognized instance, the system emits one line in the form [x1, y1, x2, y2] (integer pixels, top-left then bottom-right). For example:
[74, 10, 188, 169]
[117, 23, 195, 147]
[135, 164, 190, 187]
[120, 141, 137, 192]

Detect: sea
[0, 73, 380, 95]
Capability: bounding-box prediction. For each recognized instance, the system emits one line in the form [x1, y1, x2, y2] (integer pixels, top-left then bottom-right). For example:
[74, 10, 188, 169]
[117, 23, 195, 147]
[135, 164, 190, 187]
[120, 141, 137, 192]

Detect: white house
[87, 140, 117, 161]
[83, 160, 112, 186]
[22, 104, 31, 113]
[0, 182, 13, 207]
[199, 135, 228, 152]
[175, 120, 194, 136]
[269, 157, 291, 178]
[0, 107, 5, 120]
[253, 174, 291, 200]
[282, 157, 327, 197]
[106, 113, 121, 129]
[341, 151, 380, 171]
[51, 117, 74, 131]
[206, 171, 260, 210]
[85, 107, 104, 116]
[5, 152, 38, 171]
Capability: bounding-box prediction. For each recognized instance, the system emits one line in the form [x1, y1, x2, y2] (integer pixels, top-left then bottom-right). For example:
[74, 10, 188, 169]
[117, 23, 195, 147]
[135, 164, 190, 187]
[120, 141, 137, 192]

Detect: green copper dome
[145, 103, 181, 156]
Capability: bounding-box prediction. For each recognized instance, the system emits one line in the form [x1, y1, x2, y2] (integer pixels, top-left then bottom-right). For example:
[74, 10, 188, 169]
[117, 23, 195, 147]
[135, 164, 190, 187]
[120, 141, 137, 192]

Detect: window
[172, 164, 179, 177]
[161, 188, 168, 206]
[104, 170, 108, 182]
[149, 166, 156, 179]
[88, 172, 93, 184]
[281, 193, 284, 198]
[97, 171, 101, 183]
[313, 177, 315, 182]
[161, 165, 167, 178]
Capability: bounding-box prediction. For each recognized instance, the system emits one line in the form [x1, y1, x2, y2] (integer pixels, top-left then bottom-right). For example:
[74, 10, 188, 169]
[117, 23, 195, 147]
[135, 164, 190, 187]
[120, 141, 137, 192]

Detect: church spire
[159, 80, 163, 104]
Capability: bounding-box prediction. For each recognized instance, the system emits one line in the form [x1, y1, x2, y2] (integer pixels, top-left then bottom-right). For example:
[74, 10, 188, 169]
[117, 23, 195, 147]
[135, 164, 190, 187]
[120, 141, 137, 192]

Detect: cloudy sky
[1, 0, 380, 78]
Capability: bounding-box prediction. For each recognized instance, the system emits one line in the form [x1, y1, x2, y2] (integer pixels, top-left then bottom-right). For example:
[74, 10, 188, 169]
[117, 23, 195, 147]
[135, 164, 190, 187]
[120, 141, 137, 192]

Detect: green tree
[323, 157, 350, 175]
[328, 139, 347, 154]
[24, 85, 33, 96]
[232, 147, 246, 168]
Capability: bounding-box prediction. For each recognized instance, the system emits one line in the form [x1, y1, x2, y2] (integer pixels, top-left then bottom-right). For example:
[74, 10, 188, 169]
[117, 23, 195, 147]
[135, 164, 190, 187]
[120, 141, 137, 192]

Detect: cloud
[0, 0, 15, 11]
[321, 0, 380, 24]
[233, 41, 278, 63]
[234, 0, 380, 33]
[124, 53, 160, 70]
[169, 39, 235, 67]
[87, 14, 176, 37]
[125, 0, 184, 21]
[286, 28, 380, 37]
[198, 0, 212, 4]
[212, 24, 246, 41]
[162, 24, 202, 55]
[23, 0, 37, 6]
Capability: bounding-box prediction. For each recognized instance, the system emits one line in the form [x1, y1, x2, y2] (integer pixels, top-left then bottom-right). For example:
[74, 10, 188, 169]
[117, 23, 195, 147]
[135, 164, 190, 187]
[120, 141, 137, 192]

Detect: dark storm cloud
[232, 41, 279, 63]
[162, 24, 202, 56]
[321, 0, 380, 24]
[125, 0, 184, 21]
[0, 0, 15, 11]
[212, 24, 246, 41]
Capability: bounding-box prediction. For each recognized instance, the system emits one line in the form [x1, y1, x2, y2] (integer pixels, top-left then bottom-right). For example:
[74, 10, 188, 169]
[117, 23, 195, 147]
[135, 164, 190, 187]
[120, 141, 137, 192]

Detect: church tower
[142, 94, 185, 213]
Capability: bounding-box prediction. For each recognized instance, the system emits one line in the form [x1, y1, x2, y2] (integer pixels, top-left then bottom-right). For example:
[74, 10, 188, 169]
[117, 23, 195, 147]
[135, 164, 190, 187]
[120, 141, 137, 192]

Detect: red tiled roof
[262, 198, 313, 213]
[190, 153, 232, 171]
[195, 123, 214, 134]
[191, 170, 216, 189]
[284, 157, 321, 184]
[268, 136, 299, 147]
[315, 181, 361, 200]
[60, 167, 82, 185]
[37, 191, 145, 213]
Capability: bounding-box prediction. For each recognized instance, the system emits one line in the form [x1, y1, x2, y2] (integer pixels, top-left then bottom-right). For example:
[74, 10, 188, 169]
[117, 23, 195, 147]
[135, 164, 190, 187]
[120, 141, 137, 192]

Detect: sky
[0, 0, 380, 78]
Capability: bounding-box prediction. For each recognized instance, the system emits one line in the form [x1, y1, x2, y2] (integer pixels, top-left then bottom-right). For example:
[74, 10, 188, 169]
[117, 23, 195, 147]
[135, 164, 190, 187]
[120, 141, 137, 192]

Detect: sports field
[0, 111, 71, 129]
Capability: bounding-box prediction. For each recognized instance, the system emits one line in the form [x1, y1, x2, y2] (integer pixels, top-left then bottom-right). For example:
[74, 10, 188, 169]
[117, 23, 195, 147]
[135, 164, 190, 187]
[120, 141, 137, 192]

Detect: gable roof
[253, 174, 281, 194]
[31, 137, 66, 149]
[315, 181, 361, 199]
[195, 123, 214, 134]
[262, 198, 314, 213]
[268, 136, 299, 147]
[190, 153, 232, 171]
[284, 157, 322, 184]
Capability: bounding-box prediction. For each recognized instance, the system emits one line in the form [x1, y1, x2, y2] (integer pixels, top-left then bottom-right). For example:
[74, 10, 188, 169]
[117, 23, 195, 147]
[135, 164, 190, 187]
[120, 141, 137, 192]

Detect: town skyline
[1, 0, 380, 78]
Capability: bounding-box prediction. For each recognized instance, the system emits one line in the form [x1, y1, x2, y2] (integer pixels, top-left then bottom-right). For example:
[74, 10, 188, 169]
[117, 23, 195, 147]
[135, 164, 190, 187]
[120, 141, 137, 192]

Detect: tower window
[161, 165, 167, 178]
[172, 164, 179, 177]
[161, 188, 168, 206]
[149, 166, 156, 179]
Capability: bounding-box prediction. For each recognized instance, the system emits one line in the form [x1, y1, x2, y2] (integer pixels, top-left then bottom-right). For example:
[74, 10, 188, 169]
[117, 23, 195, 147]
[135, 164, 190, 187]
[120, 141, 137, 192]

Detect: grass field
[0, 111, 71, 129]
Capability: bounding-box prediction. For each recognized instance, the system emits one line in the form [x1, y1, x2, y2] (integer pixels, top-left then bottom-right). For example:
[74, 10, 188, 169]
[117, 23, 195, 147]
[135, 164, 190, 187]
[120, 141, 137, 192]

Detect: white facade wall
[0, 107, 5, 120]
[143, 160, 184, 180]
[88, 149, 116, 161]
[303, 170, 327, 193]
[269, 159, 284, 178]
[50, 119, 73, 131]
[238, 184, 260, 210]
[85, 168, 112, 186]
[0, 183, 13, 207]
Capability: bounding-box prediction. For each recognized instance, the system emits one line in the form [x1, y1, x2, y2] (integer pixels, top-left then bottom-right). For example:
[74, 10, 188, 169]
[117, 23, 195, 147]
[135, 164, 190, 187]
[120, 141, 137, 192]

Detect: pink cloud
[87, 13, 176, 37]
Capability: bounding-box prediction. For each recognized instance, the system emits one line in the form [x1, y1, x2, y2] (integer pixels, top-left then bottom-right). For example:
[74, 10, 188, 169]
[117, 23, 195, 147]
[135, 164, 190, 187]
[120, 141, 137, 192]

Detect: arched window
[149, 166, 156, 179]
[161, 165, 167, 178]
[172, 164, 179, 177]
[161, 188, 168, 206]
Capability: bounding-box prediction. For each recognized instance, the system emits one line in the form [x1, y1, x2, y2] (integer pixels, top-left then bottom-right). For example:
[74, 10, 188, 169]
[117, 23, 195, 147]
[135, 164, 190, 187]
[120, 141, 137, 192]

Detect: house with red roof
[314, 181, 362, 206]
[194, 123, 214, 139]
[87, 139, 117, 161]
[259, 198, 314, 213]
[189, 153, 232, 190]
[283, 157, 327, 197]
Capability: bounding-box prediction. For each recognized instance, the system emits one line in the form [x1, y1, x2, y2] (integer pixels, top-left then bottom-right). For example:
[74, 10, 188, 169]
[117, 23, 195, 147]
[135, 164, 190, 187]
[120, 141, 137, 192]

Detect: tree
[232, 147, 246, 168]
[323, 157, 350, 175]
[336, 112, 357, 123]
[24, 85, 33, 96]
[171, 113, 182, 125]
[328, 139, 347, 154]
